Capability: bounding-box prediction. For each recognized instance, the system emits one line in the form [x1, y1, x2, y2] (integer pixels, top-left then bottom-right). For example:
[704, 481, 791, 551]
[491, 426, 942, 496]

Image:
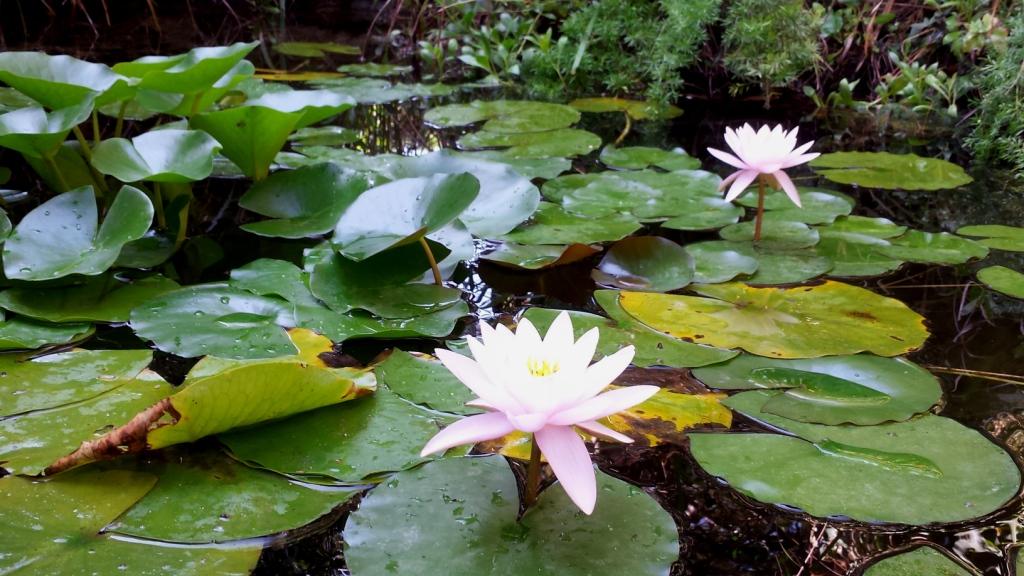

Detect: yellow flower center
[526, 358, 559, 377]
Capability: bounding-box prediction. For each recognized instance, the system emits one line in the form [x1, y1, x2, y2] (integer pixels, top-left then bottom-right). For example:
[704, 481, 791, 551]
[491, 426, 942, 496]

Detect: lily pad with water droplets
[618, 281, 929, 358]
[0, 274, 179, 323]
[344, 456, 678, 576]
[810, 151, 973, 190]
[376, 350, 481, 415]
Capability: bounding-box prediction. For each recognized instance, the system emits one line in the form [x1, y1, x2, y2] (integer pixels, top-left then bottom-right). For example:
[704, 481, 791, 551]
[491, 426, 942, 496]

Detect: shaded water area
[2, 40, 1024, 576]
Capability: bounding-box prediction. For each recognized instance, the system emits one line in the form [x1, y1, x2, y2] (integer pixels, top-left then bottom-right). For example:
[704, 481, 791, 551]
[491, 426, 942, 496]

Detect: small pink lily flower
[421, 312, 659, 515]
[707, 123, 819, 207]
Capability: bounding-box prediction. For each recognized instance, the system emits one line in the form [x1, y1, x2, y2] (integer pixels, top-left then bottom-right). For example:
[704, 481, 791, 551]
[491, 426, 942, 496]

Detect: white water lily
[421, 311, 659, 514]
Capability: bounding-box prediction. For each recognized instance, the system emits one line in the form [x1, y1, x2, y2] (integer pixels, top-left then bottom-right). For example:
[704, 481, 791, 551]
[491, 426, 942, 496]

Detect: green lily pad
[684, 240, 832, 285]
[0, 88, 36, 112]
[447, 151, 570, 179]
[501, 202, 642, 245]
[956, 224, 1024, 252]
[0, 315, 93, 351]
[719, 220, 821, 249]
[239, 163, 374, 238]
[0, 274, 178, 323]
[0, 52, 132, 109]
[425, 99, 581, 133]
[337, 62, 412, 76]
[0, 467, 261, 573]
[598, 146, 700, 171]
[221, 386, 447, 483]
[129, 283, 296, 359]
[310, 77, 455, 104]
[809, 152, 973, 190]
[879, 230, 989, 264]
[113, 42, 258, 95]
[22, 140, 95, 191]
[288, 125, 361, 147]
[0, 373, 172, 475]
[376, 350, 481, 415]
[825, 215, 908, 238]
[569, 97, 682, 120]
[0, 348, 152, 417]
[111, 449, 359, 543]
[228, 258, 320, 308]
[275, 41, 360, 57]
[696, 354, 941, 425]
[735, 188, 855, 225]
[295, 300, 470, 343]
[978, 266, 1024, 299]
[524, 291, 738, 368]
[129, 60, 255, 118]
[863, 547, 970, 576]
[3, 185, 153, 280]
[0, 100, 93, 158]
[331, 173, 479, 261]
[684, 241, 760, 284]
[619, 281, 929, 358]
[90, 129, 221, 183]
[481, 242, 599, 270]
[814, 227, 903, 277]
[344, 456, 678, 576]
[692, 391, 1020, 524]
[592, 236, 693, 292]
[457, 128, 601, 158]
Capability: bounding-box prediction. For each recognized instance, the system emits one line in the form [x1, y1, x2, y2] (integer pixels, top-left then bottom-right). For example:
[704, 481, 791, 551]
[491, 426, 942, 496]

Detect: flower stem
[754, 175, 766, 243]
[524, 435, 542, 510]
[419, 236, 443, 286]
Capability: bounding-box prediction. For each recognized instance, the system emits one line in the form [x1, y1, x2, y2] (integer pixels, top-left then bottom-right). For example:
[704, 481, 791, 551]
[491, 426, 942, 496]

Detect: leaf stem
[91, 109, 101, 144]
[754, 175, 766, 243]
[43, 152, 70, 192]
[114, 101, 128, 138]
[152, 183, 167, 229]
[71, 126, 93, 161]
[419, 236, 443, 285]
[524, 435, 542, 511]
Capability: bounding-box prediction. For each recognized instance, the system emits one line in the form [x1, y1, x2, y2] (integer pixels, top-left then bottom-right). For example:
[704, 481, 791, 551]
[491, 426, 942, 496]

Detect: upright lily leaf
[457, 128, 601, 158]
[239, 163, 374, 238]
[110, 449, 359, 543]
[810, 152, 973, 190]
[244, 90, 356, 127]
[978, 266, 1024, 299]
[113, 42, 258, 94]
[3, 185, 153, 280]
[344, 456, 679, 576]
[599, 145, 700, 171]
[131, 60, 255, 117]
[592, 236, 694, 292]
[957, 224, 1024, 252]
[90, 129, 221, 183]
[0, 100, 93, 158]
[425, 100, 581, 133]
[863, 547, 971, 576]
[695, 354, 942, 425]
[691, 392, 1020, 524]
[331, 173, 479, 261]
[0, 274, 178, 323]
[0, 52, 132, 109]
[618, 281, 929, 358]
[0, 467, 261, 574]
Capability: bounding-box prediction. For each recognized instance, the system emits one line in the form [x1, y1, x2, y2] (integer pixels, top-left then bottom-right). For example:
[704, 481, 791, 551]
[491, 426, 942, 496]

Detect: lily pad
[337, 62, 412, 76]
[447, 151, 570, 179]
[719, 220, 821, 249]
[344, 456, 678, 576]
[809, 152, 973, 190]
[684, 241, 760, 284]
[0, 373, 172, 475]
[376, 350, 481, 415]
[0, 466, 262, 574]
[569, 97, 682, 120]
[90, 129, 221, 183]
[3, 185, 153, 280]
[0, 315, 93, 351]
[295, 300, 470, 343]
[685, 240, 831, 285]
[239, 163, 374, 238]
[863, 547, 970, 576]
[618, 281, 929, 358]
[0, 348, 152, 417]
[331, 173, 479, 261]
[956, 224, 1024, 252]
[481, 242, 599, 270]
[824, 215, 907, 238]
[289, 125, 361, 147]
[592, 236, 694, 292]
[814, 228, 903, 277]
[275, 41, 360, 57]
[695, 354, 942, 425]
[457, 128, 601, 158]
[879, 230, 989, 264]
[978, 266, 1024, 299]
[735, 188, 855, 224]
[0, 100, 93, 158]
[0, 274, 178, 323]
[599, 145, 700, 171]
[221, 386, 448, 483]
[425, 100, 581, 133]
[501, 202, 642, 245]
[691, 391, 1020, 524]
[228, 258, 320, 308]
[111, 449, 359, 543]
[310, 77, 455, 104]
[0, 52, 132, 109]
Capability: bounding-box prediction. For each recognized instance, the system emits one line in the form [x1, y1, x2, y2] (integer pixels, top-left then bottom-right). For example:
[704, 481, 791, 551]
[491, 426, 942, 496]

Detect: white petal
[543, 310, 575, 354]
[549, 385, 660, 426]
[575, 345, 634, 401]
[420, 412, 516, 456]
[717, 170, 741, 192]
[439, 346, 520, 412]
[772, 171, 802, 207]
[707, 147, 747, 169]
[780, 151, 819, 169]
[724, 170, 759, 202]
[576, 420, 634, 443]
[535, 426, 597, 515]
[564, 327, 600, 375]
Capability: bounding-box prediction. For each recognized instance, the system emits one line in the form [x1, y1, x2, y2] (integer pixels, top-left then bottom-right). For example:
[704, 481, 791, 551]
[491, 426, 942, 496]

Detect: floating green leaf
[425, 99, 581, 133]
[810, 152, 973, 190]
[0, 315, 93, 351]
[228, 258, 320, 308]
[599, 146, 700, 171]
[344, 456, 678, 576]
[684, 240, 831, 285]
[501, 202, 641, 245]
[813, 226, 903, 277]
[736, 188, 854, 225]
[91, 129, 221, 183]
[978, 266, 1024, 299]
[619, 281, 929, 358]
[684, 241, 760, 283]
[719, 220, 821, 249]
[481, 242, 599, 270]
[0, 274, 179, 323]
[457, 128, 601, 158]
[863, 547, 970, 576]
[275, 41, 360, 57]
[569, 97, 682, 120]
[337, 62, 412, 76]
[376, 350, 481, 415]
[956, 224, 1024, 252]
[310, 77, 455, 104]
[289, 125, 361, 147]
[3, 185, 153, 280]
[592, 236, 693, 292]
[879, 230, 988, 264]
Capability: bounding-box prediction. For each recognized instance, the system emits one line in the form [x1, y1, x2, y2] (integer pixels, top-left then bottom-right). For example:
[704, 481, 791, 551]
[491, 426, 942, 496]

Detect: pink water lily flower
[707, 123, 819, 207]
[421, 312, 659, 515]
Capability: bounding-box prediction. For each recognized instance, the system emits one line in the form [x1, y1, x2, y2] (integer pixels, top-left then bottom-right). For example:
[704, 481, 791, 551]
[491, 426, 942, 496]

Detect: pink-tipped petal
[435, 348, 517, 411]
[535, 425, 597, 515]
[718, 170, 742, 192]
[772, 171, 802, 207]
[565, 327, 600, 375]
[577, 420, 634, 443]
[549, 385, 660, 426]
[707, 147, 747, 169]
[724, 170, 759, 202]
[781, 152, 819, 169]
[507, 411, 550, 433]
[576, 345, 635, 401]
[466, 397, 496, 410]
[420, 412, 515, 456]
